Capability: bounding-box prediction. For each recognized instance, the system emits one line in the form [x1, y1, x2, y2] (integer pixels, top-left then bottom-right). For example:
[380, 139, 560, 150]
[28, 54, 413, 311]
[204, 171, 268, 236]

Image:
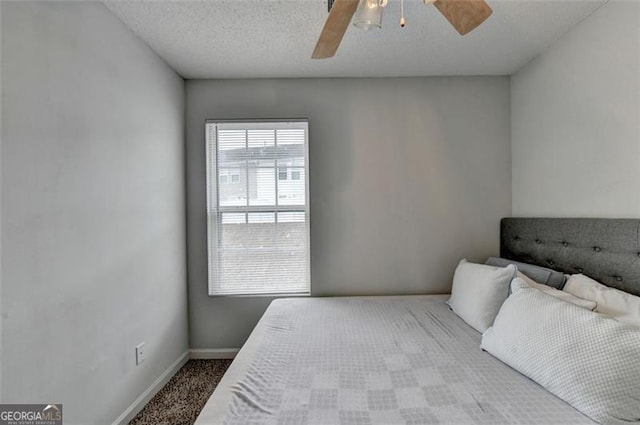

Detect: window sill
[207, 292, 311, 298]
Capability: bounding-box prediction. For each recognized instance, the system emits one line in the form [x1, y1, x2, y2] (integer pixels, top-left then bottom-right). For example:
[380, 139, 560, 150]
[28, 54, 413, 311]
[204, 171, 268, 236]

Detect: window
[278, 168, 288, 180]
[219, 171, 240, 185]
[206, 120, 310, 296]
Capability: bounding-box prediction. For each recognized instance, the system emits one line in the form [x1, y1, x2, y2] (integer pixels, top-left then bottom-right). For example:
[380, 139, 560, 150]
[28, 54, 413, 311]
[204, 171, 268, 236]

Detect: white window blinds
[206, 120, 310, 296]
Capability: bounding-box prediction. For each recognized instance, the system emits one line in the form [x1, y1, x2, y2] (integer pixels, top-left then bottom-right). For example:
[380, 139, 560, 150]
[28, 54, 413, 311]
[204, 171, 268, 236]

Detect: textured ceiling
[103, 0, 607, 79]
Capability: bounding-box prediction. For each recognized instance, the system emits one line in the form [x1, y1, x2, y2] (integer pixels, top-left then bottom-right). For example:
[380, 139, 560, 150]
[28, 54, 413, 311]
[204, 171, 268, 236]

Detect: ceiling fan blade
[433, 0, 493, 36]
[312, 0, 359, 59]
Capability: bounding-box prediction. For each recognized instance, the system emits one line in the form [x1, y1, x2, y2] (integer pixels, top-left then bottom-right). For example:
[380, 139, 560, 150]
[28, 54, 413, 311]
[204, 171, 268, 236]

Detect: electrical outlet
[135, 342, 145, 365]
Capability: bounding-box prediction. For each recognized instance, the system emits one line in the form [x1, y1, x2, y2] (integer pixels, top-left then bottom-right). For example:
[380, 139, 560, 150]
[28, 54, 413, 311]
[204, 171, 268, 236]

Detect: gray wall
[512, 1, 640, 217]
[1, 2, 187, 424]
[186, 77, 511, 349]
[0, 0, 3, 401]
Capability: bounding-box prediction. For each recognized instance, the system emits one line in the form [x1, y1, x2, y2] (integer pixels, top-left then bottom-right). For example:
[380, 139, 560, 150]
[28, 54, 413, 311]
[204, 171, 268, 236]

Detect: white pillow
[563, 274, 640, 327]
[447, 259, 516, 333]
[515, 273, 597, 311]
[482, 279, 640, 425]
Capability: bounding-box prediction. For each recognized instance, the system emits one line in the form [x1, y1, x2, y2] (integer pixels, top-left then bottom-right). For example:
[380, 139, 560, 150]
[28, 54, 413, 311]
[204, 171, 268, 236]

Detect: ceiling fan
[312, 0, 493, 59]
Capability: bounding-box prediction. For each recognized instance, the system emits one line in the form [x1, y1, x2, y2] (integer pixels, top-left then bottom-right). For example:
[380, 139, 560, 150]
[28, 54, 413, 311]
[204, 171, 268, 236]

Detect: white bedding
[196, 295, 595, 425]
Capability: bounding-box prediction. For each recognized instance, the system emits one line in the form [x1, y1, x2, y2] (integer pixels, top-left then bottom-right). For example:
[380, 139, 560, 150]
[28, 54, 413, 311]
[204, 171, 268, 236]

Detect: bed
[195, 218, 640, 425]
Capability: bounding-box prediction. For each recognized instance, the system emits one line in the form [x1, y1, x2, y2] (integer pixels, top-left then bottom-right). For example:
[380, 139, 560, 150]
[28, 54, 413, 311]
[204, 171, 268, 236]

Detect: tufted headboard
[500, 218, 640, 297]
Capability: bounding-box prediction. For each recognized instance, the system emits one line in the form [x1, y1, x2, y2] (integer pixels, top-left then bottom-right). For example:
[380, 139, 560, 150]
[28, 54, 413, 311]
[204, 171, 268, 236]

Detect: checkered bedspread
[221, 297, 594, 425]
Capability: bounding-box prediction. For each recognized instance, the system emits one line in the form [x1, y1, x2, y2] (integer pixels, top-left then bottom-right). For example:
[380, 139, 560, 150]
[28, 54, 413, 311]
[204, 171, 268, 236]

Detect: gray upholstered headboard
[501, 218, 640, 297]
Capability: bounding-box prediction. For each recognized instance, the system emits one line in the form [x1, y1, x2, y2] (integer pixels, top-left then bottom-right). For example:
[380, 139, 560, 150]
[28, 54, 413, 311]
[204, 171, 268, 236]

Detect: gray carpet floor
[129, 359, 232, 425]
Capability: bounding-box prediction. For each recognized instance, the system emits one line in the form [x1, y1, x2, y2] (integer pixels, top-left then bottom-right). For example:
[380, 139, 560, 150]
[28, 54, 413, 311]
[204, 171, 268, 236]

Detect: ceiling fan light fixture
[312, 0, 493, 59]
[353, 0, 385, 30]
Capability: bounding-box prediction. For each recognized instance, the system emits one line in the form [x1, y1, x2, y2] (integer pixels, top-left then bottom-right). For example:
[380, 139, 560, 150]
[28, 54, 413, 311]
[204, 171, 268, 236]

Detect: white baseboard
[111, 350, 189, 425]
[190, 348, 239, 359]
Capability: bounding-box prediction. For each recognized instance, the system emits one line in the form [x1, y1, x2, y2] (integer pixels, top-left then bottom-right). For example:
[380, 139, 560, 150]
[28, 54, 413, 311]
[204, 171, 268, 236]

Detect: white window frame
[205, 119, 311, 297]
